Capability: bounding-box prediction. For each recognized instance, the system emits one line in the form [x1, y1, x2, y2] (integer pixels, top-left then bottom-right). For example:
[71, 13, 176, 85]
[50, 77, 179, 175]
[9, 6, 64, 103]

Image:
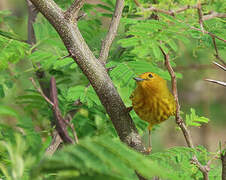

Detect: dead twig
[205, 79, 226, 87]
[29, 77, 54, 106]
[213, 61, 226, 71]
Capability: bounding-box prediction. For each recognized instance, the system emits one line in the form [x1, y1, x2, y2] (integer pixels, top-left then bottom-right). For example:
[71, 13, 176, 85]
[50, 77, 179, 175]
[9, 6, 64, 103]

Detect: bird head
[133, 72, 168, 93]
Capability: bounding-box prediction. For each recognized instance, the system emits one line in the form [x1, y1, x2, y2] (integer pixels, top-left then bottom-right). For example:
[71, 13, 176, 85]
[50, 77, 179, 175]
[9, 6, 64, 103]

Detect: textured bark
[29, 0, 146, 153]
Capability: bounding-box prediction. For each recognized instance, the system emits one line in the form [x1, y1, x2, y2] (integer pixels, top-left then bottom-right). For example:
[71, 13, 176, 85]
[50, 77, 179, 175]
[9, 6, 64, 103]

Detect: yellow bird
[130, 72, 176, 152]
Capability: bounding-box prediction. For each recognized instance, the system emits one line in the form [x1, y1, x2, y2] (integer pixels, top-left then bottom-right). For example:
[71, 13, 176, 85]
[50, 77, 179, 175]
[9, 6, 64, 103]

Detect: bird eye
[148, 74, 153, 78]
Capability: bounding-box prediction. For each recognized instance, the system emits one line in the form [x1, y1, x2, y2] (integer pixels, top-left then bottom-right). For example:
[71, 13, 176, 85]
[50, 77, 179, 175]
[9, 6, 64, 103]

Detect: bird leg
[147, 125, 152, 153]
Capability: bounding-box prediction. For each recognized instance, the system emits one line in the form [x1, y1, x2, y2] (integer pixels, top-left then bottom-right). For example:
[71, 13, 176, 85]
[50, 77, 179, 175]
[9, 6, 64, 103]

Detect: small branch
[29, 77, 54, 106]
[26, 0, 38, 46]
[190, 26, 226, 43]
[146, 3, 201, 16]
[203, 11, 226, 21]
[191, 156, 209, 179]
[211, 37, 226, 65]
[58, 53, 72, 60]
[64, 0, 86, 21]
[160, 47, 209, 180]
[45, 131, 62, 156]
[197, 1, 204, 33]
[175, 4, 199, 13]
[99, 0, 125, 64]
[66, 114, 79, 144]
[213, 61, 226, 71]
[205, 79, 226, 87]
[159, 47, 194, 148]
[50, 77, 74, 144]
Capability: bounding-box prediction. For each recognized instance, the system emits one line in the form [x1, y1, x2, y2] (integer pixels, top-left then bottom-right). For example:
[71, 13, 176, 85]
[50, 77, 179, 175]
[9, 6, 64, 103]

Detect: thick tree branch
[64, 0, 85, 22]
[30, 0, 146, 153]
[160, 47, 210, 180]
[99, 0, 124, 64]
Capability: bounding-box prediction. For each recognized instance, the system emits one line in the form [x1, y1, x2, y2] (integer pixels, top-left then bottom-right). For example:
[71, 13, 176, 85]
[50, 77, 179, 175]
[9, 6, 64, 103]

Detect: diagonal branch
[203, 11, 226, 21]
[160, 47, 210, 180]
[64, 0, 86, 21]
[159, 47, 194, 148]
[50, 77, 74, 144]
[29, 77, 54, 106]
[213, 61, 226, 71]
[205, 79, 226, 87]
[211, 36, 226, 65]
[99, 0, 125, 64]
[189, 26, 226, 43]
[30, 0, 146, 153]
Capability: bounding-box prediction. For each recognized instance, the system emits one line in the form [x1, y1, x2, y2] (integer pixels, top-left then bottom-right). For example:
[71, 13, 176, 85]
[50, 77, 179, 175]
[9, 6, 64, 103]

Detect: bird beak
[133, 77, 144, 82]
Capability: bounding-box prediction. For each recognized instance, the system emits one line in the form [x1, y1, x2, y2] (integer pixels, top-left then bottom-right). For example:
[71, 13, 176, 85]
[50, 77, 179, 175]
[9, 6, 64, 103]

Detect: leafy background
[0, 0, 225, 179]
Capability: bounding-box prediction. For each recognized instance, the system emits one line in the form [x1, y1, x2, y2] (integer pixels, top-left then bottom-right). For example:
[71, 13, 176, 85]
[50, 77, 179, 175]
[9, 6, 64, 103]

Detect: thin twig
[66, 114, 79, 144]
[197, 1, 204, 33]
[203, 11, 226, 21]
[189, 26, 226, 43]
[213, 61, 226, 71]
[205, 79, 226, 87]
[64, 0, 86, 21]
[29, 77, 54, 106]
[160, 47, 209, 180]
[211, 37, 226, 65]
[99, 0, 125, 64]
[58, 54, 72, 60]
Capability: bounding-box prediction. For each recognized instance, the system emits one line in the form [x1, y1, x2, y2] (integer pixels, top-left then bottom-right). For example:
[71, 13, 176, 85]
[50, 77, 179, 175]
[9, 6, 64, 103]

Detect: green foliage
[0, 134, 37, 180]
[32, 136, 181, 180]
[0, 35, 28, 70]
[0, 0, 224, 179]
[185, 108, 209, 127]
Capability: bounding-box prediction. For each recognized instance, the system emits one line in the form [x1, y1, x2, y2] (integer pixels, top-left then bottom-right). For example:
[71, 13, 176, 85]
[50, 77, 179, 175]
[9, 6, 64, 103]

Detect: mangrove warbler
[130, 72, 176, 151]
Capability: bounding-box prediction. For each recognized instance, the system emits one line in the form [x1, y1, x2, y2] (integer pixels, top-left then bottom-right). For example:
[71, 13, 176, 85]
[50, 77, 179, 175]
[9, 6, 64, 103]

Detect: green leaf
[0, 84, 5, 98]
[32, 136, 181, 180]
[185, 108, 209, 127]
